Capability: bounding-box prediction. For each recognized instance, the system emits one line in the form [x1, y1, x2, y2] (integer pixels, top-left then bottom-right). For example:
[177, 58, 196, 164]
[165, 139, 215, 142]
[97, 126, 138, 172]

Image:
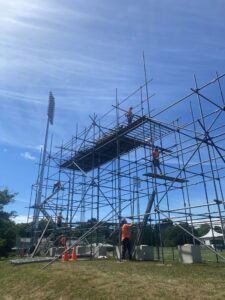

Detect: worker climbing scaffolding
[53, 180, 62, 193]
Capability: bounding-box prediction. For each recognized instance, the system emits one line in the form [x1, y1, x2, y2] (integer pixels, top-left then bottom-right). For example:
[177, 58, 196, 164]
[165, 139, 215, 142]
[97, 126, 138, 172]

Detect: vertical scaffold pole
[116, 88, 122, 260]
[176, 119, 195, 243]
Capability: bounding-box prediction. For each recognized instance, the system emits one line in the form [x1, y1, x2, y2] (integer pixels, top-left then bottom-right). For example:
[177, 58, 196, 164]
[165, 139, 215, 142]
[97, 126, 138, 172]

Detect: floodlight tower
[32, 92, 55, 242]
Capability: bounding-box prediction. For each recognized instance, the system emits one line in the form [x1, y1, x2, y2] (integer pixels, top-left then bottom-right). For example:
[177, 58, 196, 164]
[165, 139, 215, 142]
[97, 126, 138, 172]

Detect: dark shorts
[153, 159, 160, 167]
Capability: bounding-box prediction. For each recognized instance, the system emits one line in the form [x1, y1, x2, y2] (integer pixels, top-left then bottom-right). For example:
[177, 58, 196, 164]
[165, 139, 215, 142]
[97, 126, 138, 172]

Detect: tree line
[0, 189, 223, 257]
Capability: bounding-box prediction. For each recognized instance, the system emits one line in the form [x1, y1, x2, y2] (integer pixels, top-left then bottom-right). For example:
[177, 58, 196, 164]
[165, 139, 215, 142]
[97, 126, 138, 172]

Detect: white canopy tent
[199, 229, 224, 247]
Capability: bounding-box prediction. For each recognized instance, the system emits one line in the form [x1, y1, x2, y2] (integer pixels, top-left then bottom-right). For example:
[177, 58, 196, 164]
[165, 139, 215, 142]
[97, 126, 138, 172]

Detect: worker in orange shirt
[59, 234, 67, 247]
[125, 107, 133, 125]
[152, 146, 162, 175]
[121, 219, 133, 260]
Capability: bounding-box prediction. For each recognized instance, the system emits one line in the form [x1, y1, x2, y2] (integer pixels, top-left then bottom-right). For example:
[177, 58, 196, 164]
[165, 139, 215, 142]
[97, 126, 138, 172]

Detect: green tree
[161, 223, 195, 247]
[196, 223, 210, 237]
[0, 189, 17, 257]
[16, 222, 31, 237]
[214, 226, 222, 233]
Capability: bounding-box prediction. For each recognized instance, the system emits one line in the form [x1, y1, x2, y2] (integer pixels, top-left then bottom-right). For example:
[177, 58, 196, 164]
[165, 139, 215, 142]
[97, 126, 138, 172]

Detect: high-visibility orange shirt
[121, 224, 132, 241]
[60, 236, 66, 246]
[152, 150, 159, 160]
[126, 110, 133, 117]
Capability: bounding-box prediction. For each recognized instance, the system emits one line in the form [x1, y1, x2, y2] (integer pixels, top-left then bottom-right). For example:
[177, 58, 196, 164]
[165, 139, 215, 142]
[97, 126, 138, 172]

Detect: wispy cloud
[27, 144, 43, 152]
[21, 151, 36, 161]
[13, 215, 28, 224]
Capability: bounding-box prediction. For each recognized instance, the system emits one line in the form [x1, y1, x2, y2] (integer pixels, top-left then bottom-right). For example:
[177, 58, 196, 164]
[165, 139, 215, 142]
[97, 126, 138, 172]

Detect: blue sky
[1, 0, 225, 222]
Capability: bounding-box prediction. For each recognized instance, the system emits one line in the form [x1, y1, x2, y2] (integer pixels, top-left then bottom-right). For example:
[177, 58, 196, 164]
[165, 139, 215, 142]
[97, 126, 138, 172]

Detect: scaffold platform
[61, 116, 174, 172]
[143, 173, 187, 183]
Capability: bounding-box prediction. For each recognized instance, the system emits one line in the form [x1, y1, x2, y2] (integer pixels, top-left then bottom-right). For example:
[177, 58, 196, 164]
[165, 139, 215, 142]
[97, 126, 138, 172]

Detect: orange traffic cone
[70, 246, 77, 261]
[62, 246, 69, 262]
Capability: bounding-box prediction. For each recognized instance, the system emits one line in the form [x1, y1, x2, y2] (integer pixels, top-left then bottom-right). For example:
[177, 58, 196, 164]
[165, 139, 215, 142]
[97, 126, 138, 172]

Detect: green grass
[158, 247, 225, 263]
[129, 246, 225, 263]
[0, 257, 225, 300]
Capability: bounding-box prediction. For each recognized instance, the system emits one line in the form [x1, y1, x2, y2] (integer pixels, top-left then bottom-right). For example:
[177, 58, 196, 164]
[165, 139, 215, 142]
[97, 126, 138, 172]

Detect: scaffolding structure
[28, 70, 225, 261]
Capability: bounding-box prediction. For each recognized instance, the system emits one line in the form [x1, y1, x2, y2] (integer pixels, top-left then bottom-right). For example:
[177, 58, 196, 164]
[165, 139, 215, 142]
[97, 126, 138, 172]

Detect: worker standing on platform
[152, 146, 162, 175]
[53, 180, 62, 193]
[126, 107, 133, 125]
[121, 219, 133, 260]
[57, 212, 64, 227]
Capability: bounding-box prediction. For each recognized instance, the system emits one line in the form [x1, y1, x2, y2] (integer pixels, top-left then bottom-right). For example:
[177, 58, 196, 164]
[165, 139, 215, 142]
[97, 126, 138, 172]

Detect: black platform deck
[61, 116, 149, 172]
[61, 116, 176, 172]
[143, 173, 187, 183]
[62, 136, 145, 172]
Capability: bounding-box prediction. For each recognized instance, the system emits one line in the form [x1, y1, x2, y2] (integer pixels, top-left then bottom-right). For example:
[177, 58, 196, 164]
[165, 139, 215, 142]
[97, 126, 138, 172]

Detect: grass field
[1, 256, 225, 300]
[158, 247, 225, 263]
